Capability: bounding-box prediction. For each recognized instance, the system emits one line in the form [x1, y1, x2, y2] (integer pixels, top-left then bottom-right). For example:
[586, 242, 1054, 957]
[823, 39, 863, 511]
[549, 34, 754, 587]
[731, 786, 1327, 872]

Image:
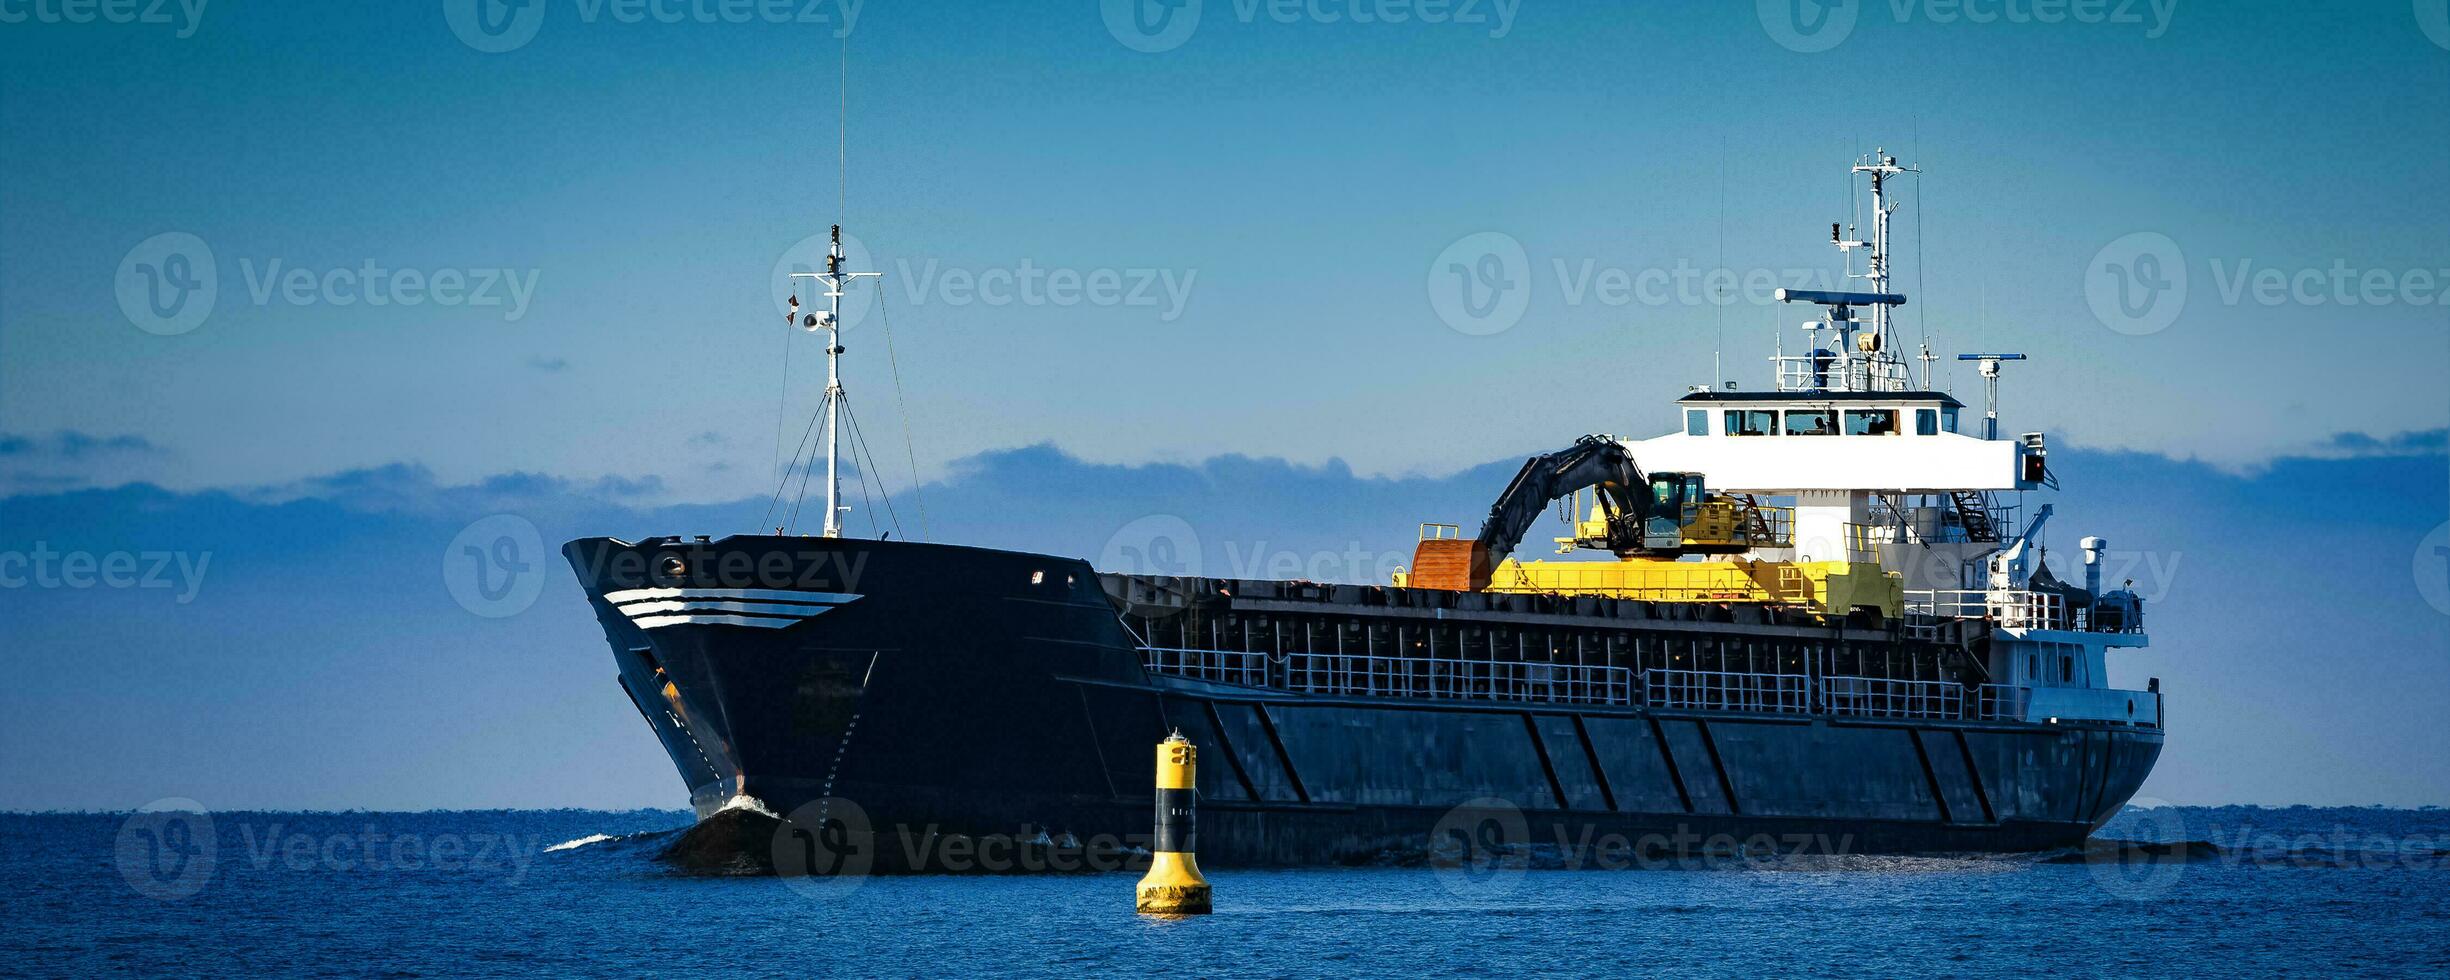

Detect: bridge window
[1915, 409, 1939, 435]
[1844, 409, 1898, 436]
[1783, 409, 1836, 436]
[1685, 409, 1709, 436]
[1724, 410, 1777, 436]
[1943, 407, 1961, 433]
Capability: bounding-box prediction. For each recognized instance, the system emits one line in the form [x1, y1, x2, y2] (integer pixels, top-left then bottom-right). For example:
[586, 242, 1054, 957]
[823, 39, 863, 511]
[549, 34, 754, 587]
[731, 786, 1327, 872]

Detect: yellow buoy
[1135, 730, 1212, 915]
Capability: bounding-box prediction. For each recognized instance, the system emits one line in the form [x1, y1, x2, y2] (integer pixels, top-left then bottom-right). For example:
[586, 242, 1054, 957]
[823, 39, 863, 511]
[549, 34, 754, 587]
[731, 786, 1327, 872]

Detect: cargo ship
[566, 152, 2164, 871]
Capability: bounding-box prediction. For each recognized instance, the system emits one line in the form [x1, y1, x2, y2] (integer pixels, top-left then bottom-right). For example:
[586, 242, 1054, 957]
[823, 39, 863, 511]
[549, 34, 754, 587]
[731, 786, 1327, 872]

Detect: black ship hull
[566, 535, 2162, 871]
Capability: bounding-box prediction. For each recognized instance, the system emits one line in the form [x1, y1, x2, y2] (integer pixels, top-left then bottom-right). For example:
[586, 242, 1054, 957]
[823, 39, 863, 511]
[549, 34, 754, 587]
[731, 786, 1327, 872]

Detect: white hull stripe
[616, 599, 844, 618]
[604, 587, 859, 606]
[601, 589, 862, 630]
[629, 613, 814, 630]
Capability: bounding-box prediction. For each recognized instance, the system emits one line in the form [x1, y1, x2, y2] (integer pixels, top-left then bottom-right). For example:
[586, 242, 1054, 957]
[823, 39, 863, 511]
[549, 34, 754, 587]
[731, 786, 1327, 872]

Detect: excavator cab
[1643, 472, 1701, 550]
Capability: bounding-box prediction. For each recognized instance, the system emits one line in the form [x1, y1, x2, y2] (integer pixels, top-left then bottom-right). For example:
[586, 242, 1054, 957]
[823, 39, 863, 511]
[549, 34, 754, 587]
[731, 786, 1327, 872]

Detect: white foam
[714, 794, 781, 819]
[545, 833, 617, 852]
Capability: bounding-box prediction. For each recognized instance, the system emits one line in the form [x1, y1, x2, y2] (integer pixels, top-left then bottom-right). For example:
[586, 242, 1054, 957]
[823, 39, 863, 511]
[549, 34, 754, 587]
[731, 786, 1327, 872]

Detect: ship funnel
[2081, 536, 2107, 597]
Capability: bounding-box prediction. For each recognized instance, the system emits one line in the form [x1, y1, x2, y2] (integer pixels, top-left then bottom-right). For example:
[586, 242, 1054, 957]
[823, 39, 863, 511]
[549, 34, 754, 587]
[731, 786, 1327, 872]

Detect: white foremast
[788, 225, 881, 539]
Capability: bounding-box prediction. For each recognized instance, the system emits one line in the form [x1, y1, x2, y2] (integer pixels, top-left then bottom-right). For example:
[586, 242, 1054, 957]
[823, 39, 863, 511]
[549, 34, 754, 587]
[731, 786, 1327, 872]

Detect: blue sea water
[5, 806, 2448, 977]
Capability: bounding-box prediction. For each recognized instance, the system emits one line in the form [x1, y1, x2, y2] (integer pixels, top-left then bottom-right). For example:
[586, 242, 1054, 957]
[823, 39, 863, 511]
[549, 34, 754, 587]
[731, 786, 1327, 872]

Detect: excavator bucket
[1407, 538, 1487, 592]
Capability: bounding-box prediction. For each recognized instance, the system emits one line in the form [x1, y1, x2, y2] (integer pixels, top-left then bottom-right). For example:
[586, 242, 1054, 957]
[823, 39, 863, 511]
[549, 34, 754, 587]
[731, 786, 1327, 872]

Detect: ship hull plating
[567, 536, 2162, 870]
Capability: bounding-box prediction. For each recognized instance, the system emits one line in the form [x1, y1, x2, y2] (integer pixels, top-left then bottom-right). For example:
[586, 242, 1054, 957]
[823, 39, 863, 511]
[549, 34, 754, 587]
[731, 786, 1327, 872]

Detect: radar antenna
[1956, 352, 2027, 441]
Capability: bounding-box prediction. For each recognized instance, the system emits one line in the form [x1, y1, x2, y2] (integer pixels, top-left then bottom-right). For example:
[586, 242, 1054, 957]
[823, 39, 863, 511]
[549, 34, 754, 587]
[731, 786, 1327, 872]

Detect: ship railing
[1989, 590, 2066, 630]
[1139, 648, 2112, 727]
[1977, 684, 2032, 722]
[1139, 647, 1269, 688]
[1842, 521, 1898, 554]
[1823, 675, 1964, 720]
[1139, 646, 1638, 705]
[1283, 652, 1635, 706]
[1644, 668, 1810, 714]
[1904, 589, 2070, 631]
[1772, 355, 1912, 394]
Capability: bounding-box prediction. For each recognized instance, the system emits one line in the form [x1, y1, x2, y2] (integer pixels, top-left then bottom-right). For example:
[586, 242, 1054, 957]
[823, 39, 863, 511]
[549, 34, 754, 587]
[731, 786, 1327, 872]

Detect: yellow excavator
[1400, 435, 1899, 617]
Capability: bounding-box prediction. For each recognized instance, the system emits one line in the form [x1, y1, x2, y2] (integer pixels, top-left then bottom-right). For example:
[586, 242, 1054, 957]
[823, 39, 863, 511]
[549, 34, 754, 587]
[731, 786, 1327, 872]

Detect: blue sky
[1, 0, 2447, 809]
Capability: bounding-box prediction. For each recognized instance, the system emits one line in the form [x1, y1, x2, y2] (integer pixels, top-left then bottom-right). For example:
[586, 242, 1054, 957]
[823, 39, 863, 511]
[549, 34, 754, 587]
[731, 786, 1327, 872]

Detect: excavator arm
[1478, 435, 1660, 565]
[1411, 435, 1692, 592]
